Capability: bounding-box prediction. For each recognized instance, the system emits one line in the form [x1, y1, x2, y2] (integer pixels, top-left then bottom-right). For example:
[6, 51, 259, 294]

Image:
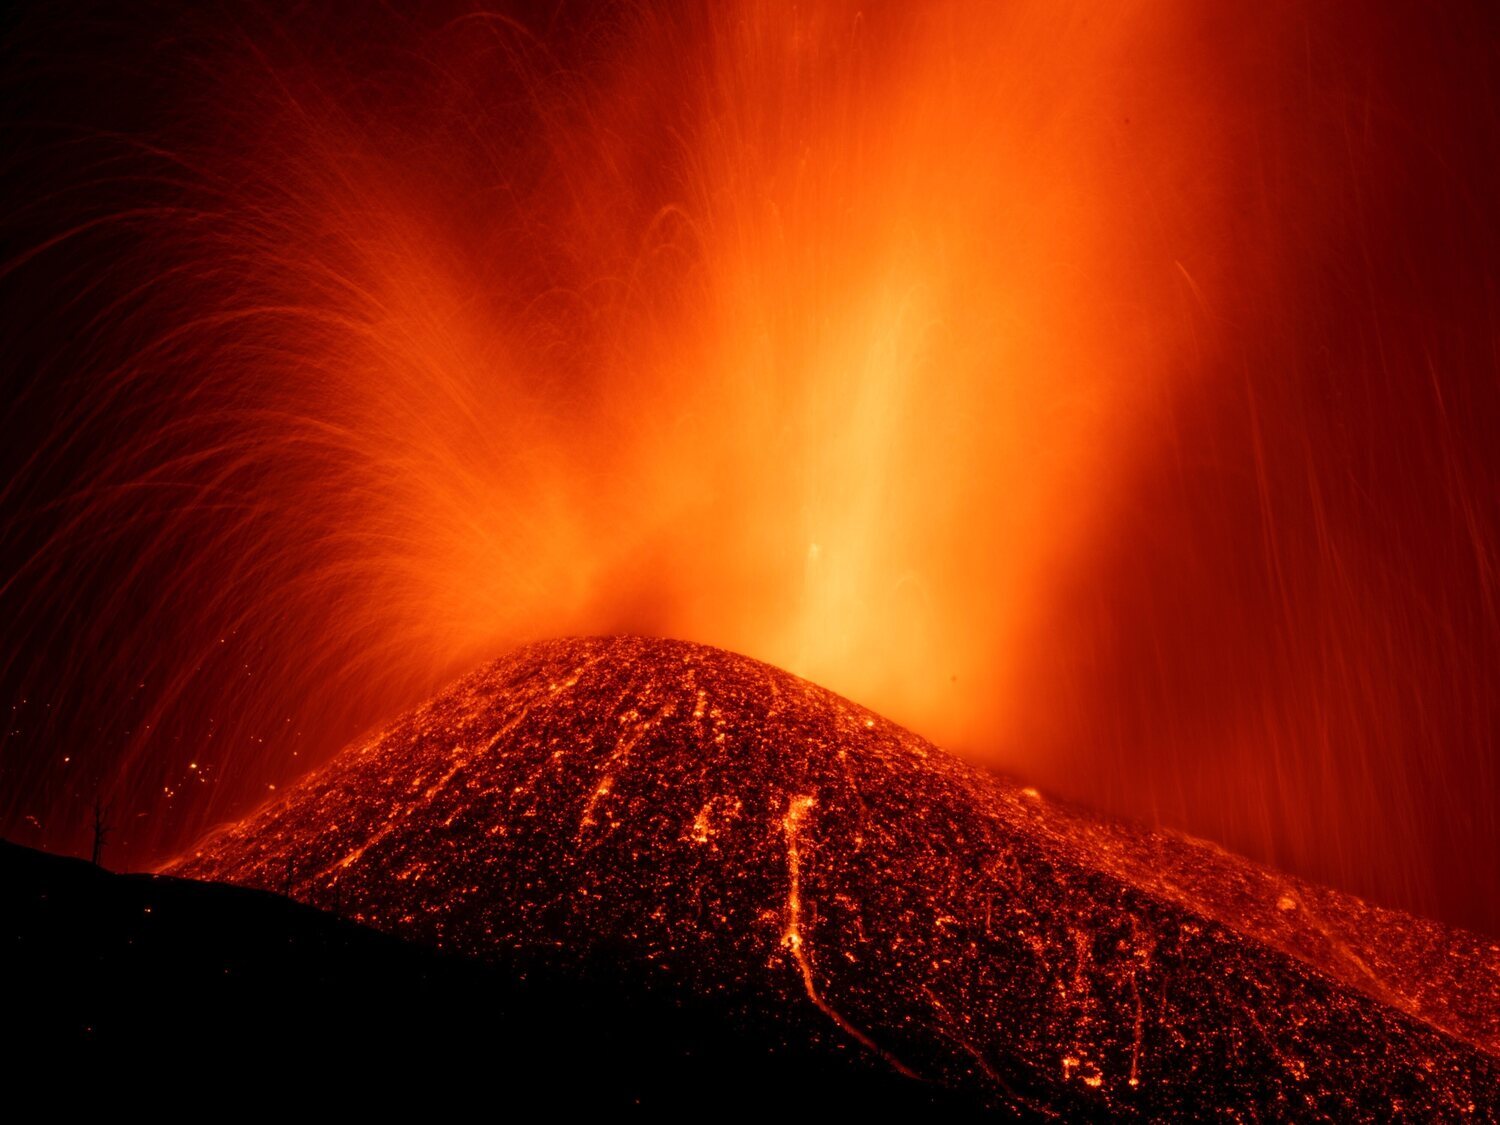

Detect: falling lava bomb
[169, 635, 1500, 1118]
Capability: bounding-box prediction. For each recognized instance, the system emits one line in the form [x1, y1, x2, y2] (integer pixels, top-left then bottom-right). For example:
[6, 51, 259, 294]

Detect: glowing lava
[172, 637, 1500, 1117]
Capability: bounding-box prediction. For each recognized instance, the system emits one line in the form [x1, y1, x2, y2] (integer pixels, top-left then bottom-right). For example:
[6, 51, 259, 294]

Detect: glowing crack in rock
[779, 791, 919, 1080]
[170, 636, 1500, 1117]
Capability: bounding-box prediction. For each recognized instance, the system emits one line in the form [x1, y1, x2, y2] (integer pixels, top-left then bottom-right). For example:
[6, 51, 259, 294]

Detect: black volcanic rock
[170, 636, 1500, 1118]
[1, 840, 967, 1110]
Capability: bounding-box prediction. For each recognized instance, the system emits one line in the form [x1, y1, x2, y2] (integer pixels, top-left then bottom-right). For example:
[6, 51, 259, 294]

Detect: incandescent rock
[171, 636, 1500, 1118]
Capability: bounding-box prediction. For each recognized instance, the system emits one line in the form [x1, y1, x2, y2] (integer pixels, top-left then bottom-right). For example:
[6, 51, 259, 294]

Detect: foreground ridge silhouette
[172, 636, 1500, 1118]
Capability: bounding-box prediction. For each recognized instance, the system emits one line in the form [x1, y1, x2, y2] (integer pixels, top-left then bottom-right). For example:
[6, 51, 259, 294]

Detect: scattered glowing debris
[169, 637, 1500, 1117]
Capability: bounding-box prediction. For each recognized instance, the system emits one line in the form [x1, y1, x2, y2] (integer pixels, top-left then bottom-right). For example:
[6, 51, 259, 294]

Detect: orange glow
[177, 0, 1237, 753]
[589, 2, 1231, 752]
[3, 0, 1498, 938]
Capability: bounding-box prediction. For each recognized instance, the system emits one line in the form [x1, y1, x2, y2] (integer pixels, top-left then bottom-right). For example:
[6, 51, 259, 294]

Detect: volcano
[170, 636, 1500, 1117]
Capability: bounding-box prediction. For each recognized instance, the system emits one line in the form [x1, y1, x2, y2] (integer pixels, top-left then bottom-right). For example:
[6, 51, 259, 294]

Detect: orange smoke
[150, 0, 1230, 754]
[598, 2, 1231, 752]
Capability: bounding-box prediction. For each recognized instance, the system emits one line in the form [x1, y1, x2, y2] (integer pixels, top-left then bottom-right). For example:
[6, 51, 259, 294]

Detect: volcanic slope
[171, 636, 1500, 1118]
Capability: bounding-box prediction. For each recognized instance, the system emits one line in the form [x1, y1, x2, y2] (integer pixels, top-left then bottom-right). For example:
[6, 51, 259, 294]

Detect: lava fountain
[2, 0, 1499, 940]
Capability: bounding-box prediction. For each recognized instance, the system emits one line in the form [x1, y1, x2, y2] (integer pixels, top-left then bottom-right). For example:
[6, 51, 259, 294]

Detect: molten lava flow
[171, 637, 1500, 1118]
